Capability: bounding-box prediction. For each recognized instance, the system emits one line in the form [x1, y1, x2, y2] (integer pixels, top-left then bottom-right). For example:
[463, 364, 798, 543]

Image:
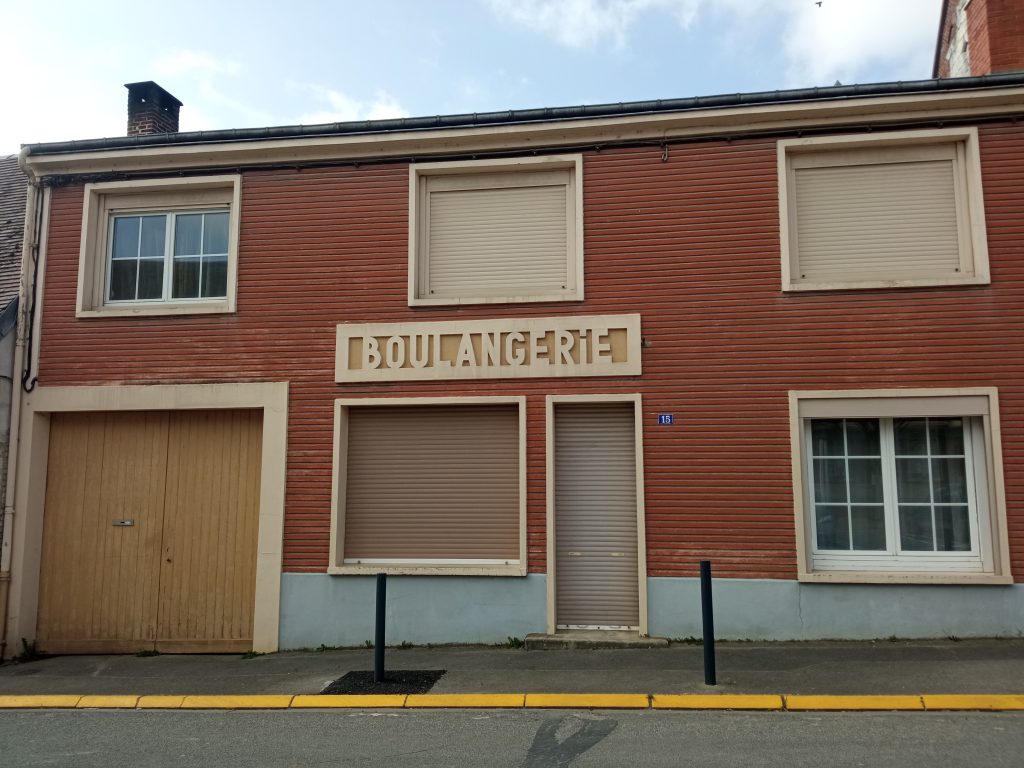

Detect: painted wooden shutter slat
[794, 159, 962, 280]
[344, 405, 520, 561]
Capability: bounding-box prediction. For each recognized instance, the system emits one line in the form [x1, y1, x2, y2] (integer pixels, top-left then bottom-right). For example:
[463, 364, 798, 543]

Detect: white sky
[0, 0, 942, 154]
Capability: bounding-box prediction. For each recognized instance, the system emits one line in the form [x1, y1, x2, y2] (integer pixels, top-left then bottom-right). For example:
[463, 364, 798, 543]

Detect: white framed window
[778, 128, 989, 292]
[329, 397, 527, 576]
[408, 155, 583, 306]
[789, 389, 1012, 583]
[77, 176, 241, 317]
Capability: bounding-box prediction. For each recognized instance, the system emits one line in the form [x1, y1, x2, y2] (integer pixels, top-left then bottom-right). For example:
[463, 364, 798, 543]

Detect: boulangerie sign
[335, 314, 641, 382]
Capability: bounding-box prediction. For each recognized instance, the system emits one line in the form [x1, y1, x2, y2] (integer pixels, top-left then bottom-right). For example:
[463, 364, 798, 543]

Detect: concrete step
[525, 630, 669, 650]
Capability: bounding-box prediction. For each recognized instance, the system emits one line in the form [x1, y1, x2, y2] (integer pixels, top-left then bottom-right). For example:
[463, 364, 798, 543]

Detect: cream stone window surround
[789, 388, 1012, 584]
[408, 155, 584, 306]
[77, 175, 241, 317]
[778, 128, 990, 292]
[329, 396, 528, 576]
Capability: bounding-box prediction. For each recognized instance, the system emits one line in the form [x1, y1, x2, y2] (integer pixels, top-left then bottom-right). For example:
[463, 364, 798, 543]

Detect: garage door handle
[112, 519, 134, 527]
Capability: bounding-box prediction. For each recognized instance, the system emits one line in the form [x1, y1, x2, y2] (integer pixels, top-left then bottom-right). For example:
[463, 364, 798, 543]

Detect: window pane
[932, 457, 968, 504]
[929, 418, 964, 455]
[202, 212, 229, 254]
[899, 506, 935, 551]
[850, 505, 887, 551]
[172, 258, 200, 299]
[811, 420, 844, 456]
[813, 458, 847, 503]
[201, 254, 228, 298]
[139, 216, 166, 258]
[845, 419, 880, 456]
[108, 259, 138, 300]
[848, 458, 883, 503]
[894, 419, 928, 455]
[174, 214, 203, 256]
[896, 458, 931, 503]
[137, 259, 164, 300]
[815, 505, 850, 550]
[935, 506, 971, 551]
[111, 217, 140, 260]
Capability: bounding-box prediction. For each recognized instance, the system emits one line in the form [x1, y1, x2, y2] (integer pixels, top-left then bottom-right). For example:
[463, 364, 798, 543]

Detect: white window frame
[77, 175, 241, 317]
[778, 128, 990, 292]
[328, 396, 528, 576]
[789, 388, 1012, 584]
[407, 155, 584, 306]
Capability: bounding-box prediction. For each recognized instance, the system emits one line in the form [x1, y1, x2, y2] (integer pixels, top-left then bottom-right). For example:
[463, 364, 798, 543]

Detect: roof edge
[24, 73, 1024, 157]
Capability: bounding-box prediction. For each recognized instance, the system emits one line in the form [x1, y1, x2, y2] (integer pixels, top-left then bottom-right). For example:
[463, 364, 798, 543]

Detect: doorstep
[524, 630, 669, 650]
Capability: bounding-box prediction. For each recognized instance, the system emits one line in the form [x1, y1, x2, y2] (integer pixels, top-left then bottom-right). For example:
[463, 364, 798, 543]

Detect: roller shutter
[343, 404, 520, 562]
[554, 402, 639, 629]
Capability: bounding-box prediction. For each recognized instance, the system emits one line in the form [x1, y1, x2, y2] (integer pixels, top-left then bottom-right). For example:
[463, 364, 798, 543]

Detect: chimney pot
[125, 81, 183, 136]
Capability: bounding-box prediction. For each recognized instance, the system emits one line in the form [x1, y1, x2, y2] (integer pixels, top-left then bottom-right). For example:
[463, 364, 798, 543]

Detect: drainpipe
[0, 149, 41, 659]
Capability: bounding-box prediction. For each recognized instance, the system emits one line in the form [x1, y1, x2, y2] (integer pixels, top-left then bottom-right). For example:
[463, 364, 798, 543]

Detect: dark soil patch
[321, 669, 446, 695]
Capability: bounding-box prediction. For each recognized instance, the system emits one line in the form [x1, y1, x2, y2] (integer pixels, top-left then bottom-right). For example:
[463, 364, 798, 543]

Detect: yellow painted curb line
[785, 695, 924, 711]
[525, 694, 650, 709]
[0, 695, 82, 708]
[137, 696, 185, 709]
[292, 695, 408, 708]
[922, 695, 1024, 711]
[179, 695, 294, 709]
[77, 695, 140, 709]
[406, 694, 525, 708]
[652, 694, 783, 710]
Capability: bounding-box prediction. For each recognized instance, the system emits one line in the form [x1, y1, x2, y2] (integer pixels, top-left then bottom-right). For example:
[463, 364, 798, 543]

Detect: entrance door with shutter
[36, 409, 262, 654]
[553, 402, 640, 630]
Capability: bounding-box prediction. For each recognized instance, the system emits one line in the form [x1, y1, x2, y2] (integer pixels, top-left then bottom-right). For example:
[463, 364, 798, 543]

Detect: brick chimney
[125, 81, 183, 136]
[935, 0, 1024, 78]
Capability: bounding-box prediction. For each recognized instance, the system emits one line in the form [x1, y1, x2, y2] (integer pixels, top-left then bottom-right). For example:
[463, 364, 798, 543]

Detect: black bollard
[374, 572, 387, 683]
[700, 560, 716, 686]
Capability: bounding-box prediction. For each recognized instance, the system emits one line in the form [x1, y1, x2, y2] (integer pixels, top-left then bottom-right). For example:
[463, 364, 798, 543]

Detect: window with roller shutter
[408, 156, 583, 305]
[329, 398, 527, 575]
[778, 129, 990, 292]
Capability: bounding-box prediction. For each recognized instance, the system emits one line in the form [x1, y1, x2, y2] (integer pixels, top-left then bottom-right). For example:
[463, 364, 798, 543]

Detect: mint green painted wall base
[278, 573, 1023, 648]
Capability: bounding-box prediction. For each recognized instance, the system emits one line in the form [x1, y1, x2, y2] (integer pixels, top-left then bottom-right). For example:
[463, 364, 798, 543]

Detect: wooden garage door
[36, 410, 262, 654]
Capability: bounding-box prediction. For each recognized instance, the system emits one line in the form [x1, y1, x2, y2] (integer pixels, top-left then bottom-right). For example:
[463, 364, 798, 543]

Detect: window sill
[798, 570, 1013, 585]
[77, 301, 235, 319]
[328, 564, 527, 577]
[409, 292, 583, 307]
[783, 275, 990, 293]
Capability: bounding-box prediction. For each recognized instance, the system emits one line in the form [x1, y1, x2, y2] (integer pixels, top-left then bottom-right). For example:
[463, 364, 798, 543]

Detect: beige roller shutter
[791, 144, 968, 282]
[423, 169, 572, 298]
[554, 402, 639, 629]
[343, 404, 520, 562]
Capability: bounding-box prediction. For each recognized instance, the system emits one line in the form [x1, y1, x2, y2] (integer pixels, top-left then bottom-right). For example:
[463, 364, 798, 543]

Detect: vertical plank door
[36, 412, 170, 654]
[156, 410, 262, 652]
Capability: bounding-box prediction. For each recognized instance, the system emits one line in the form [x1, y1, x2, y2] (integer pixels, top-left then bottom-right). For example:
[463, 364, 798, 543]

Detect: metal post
[700, 560, 716, 686]
[374, 572, 387, 683]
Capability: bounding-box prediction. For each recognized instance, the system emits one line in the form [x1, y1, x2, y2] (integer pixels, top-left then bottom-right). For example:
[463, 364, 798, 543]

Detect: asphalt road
[0, 709, 1021, 767]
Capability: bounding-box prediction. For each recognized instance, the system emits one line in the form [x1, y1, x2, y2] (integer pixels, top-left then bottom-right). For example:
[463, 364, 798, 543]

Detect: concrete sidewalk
[1, 639, 1022, 700]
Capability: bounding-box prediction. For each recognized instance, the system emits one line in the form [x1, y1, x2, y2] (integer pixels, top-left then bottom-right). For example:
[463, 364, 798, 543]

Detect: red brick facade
[35, 122, 1024, 583]
[936, 0, 1024, 77]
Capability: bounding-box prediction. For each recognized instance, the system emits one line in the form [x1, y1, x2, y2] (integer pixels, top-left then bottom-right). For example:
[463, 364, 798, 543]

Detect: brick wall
[35, 123, 1024, 582]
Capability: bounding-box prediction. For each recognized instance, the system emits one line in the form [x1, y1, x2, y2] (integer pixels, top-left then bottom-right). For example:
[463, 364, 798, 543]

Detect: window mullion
[881, 418, 899, 556]
[198, 213, 206, 299]
[925, 417, 938, 551]
[164, 213, 175, 301]
[134, 216, 143, 300]
[842, 420, 853, 550]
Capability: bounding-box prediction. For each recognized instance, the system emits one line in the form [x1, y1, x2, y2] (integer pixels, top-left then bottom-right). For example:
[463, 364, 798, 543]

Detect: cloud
[486, 0, 700, 50]
[154, 50, 242, 78]
[485, 0, 940, 85]
[293, 84, 409, 124]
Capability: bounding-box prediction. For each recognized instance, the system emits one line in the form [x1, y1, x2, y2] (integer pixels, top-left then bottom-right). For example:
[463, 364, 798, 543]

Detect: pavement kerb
[0, 694, 1022, 711]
